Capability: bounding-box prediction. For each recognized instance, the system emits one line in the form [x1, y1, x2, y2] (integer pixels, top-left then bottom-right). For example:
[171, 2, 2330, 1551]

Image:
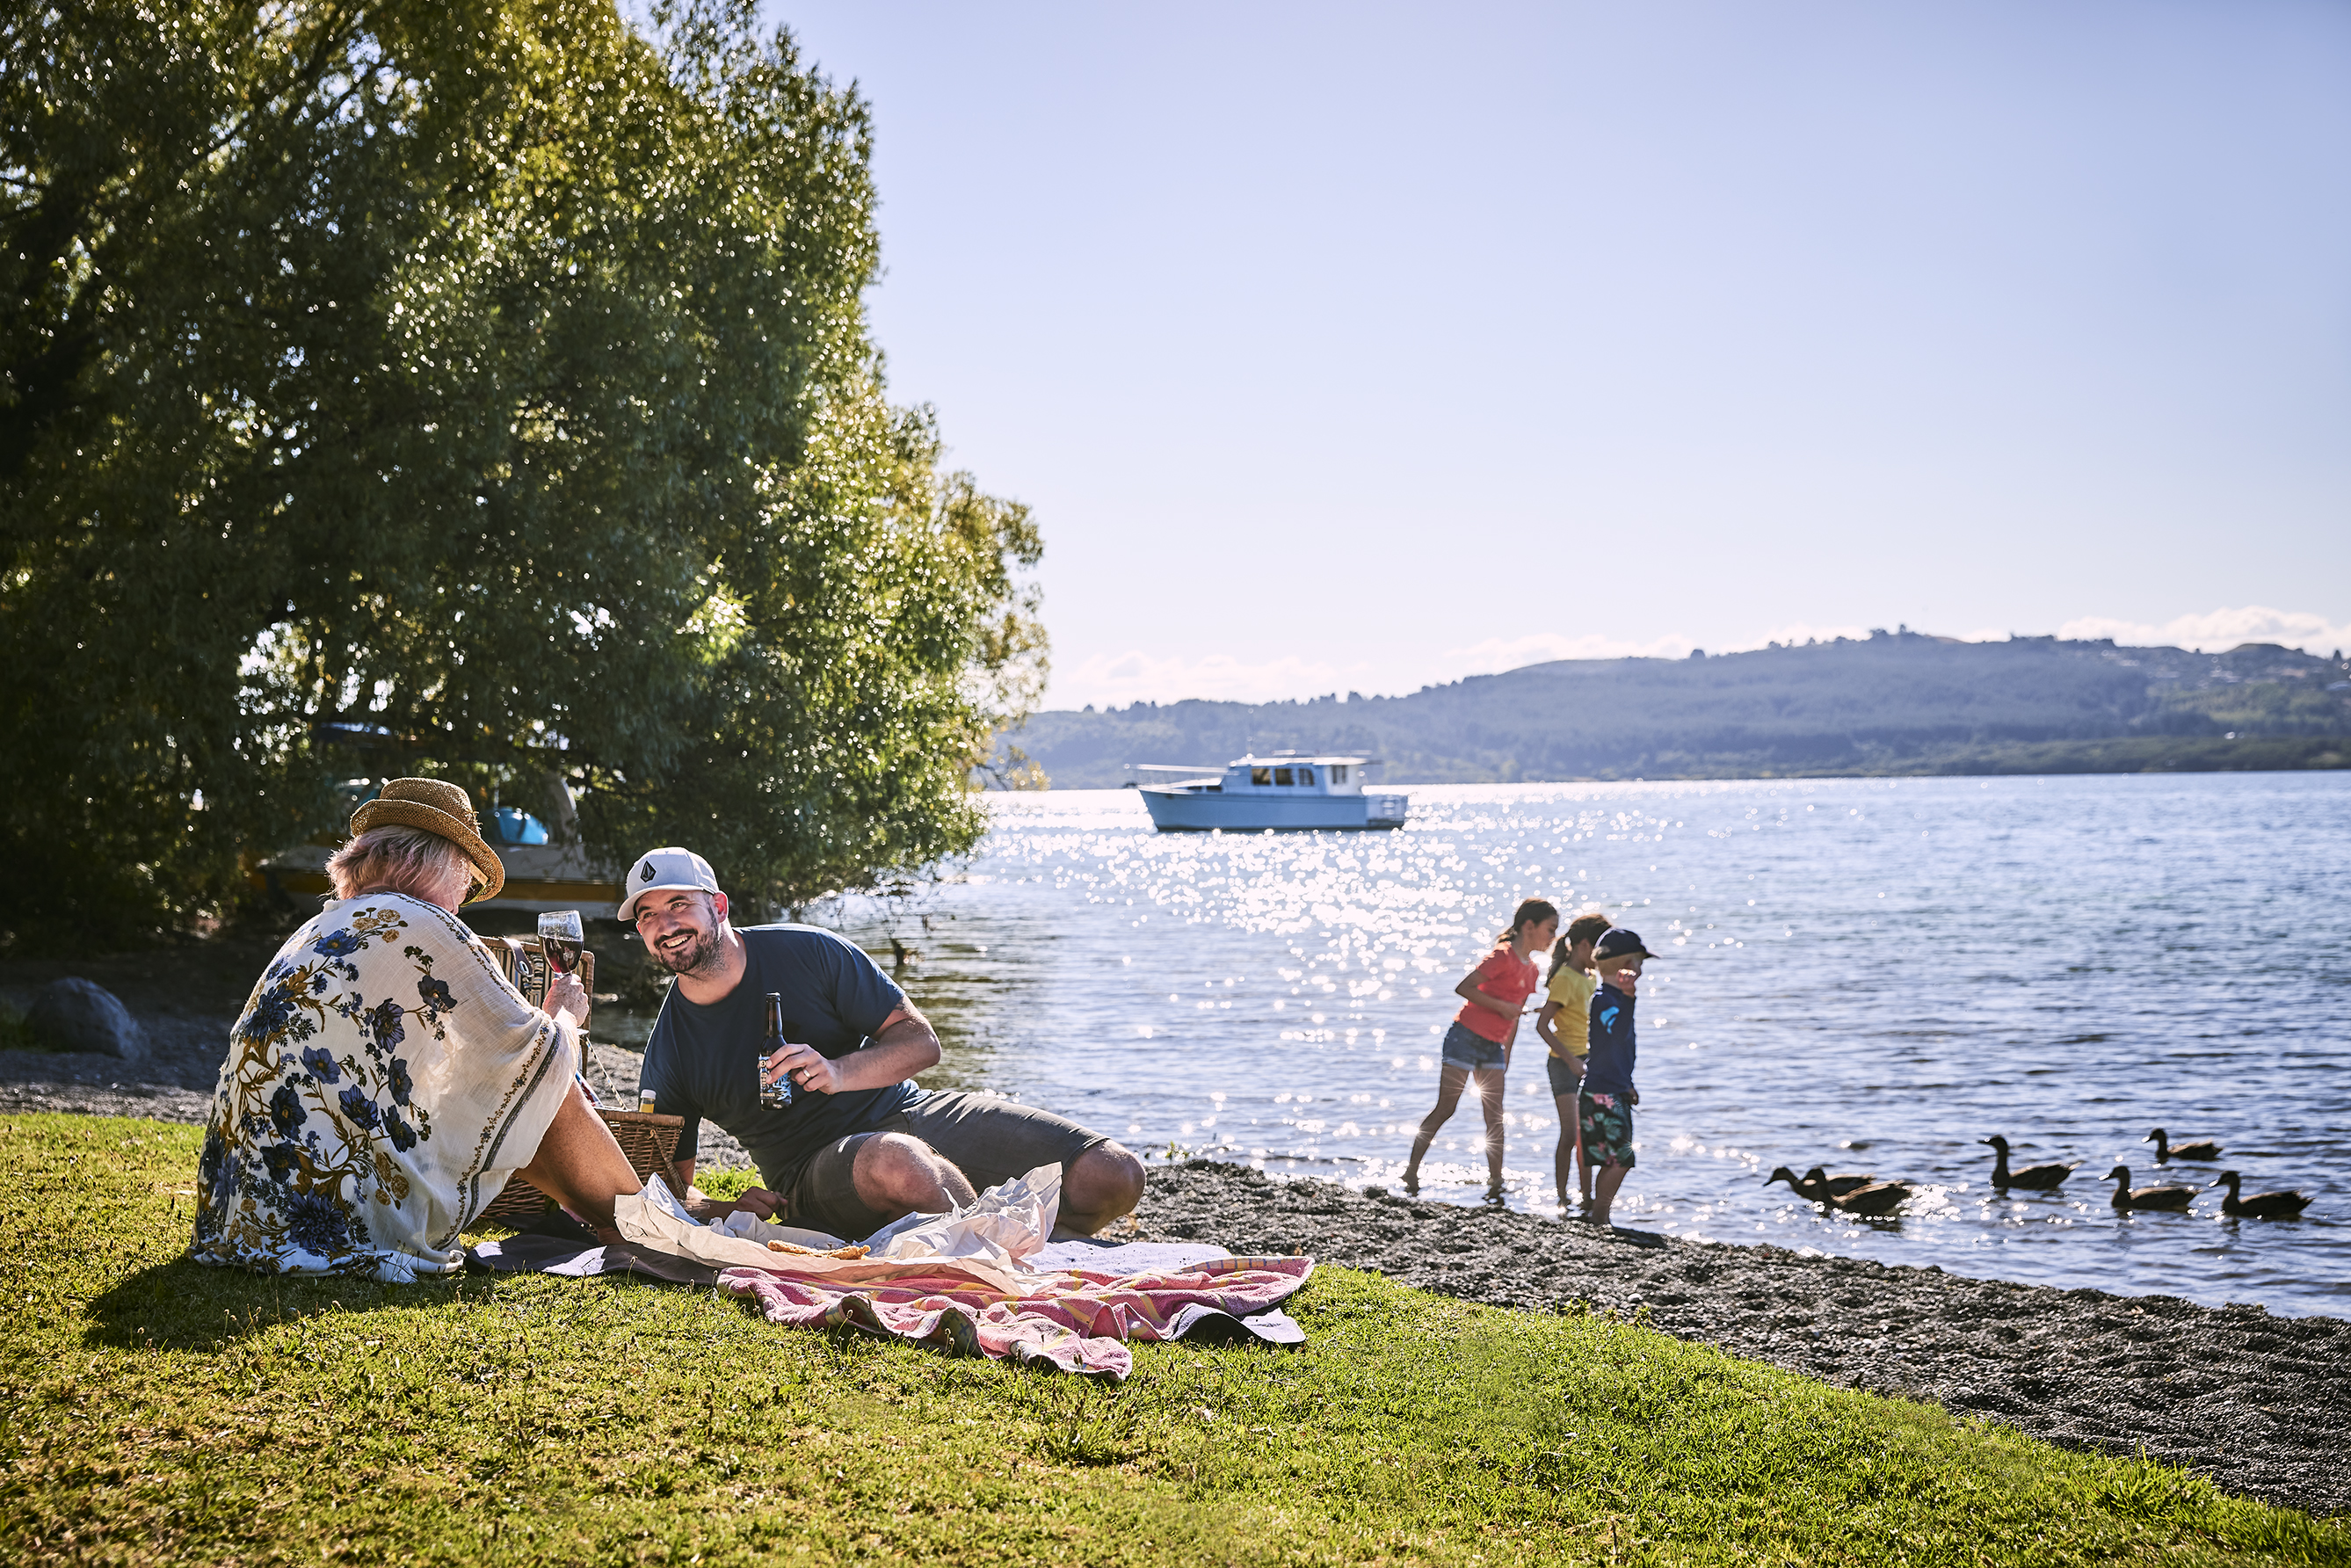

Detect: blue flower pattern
[192, 904, 456, 1276]
[336, 1085, 381, 1130]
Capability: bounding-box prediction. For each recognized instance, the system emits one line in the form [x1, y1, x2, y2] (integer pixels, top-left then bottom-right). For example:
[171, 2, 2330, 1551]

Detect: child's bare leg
[1474, 1067, 1506, 1197]
[1402, 1064, 1469, 1193]
[1576, 1108, 1594, 1205]
[1552, 1093, 1578, 1209]
[1591, 1161, 1629, 1228]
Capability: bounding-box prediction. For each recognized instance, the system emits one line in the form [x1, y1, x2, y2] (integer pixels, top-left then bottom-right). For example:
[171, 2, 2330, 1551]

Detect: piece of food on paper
[767, 1239, 870, 1259]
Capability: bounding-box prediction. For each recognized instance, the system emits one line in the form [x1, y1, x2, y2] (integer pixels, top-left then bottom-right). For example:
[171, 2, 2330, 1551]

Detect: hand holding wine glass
[538, 910, 590, 1036]
[545, 970, 590, 1028]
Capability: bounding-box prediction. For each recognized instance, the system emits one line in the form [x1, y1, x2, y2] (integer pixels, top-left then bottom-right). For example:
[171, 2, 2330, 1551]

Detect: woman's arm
[1534, 998, 1564, 1053]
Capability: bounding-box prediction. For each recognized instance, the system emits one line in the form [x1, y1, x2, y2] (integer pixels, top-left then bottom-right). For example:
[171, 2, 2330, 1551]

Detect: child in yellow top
[1535, 911, 1613, 1214]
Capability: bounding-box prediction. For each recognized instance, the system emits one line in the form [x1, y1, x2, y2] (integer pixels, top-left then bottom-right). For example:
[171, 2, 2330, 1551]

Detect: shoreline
[8, 1012, 2345, 1519]
[1132, 1159, 2350, 1519]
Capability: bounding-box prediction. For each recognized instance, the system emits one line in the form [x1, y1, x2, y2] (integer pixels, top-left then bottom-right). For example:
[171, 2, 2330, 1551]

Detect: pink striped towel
[718, 1255, 1315, 1378]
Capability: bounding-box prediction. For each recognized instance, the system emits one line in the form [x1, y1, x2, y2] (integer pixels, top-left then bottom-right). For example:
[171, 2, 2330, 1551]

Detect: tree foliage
[0, 0, 1044, 948]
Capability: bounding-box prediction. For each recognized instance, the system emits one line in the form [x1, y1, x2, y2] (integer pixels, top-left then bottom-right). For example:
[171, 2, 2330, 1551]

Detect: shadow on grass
[81, 1252, 502, 1351]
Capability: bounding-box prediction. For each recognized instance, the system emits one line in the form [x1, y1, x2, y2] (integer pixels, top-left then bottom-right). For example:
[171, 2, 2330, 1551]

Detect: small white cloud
[1434, 631, 1700, 674]
[1052, 650, 1382, 708]
[2057, 606, 2351, 654]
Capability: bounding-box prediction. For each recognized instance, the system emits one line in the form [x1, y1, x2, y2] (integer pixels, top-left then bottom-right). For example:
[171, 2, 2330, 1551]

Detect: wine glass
[537, 909, 584, 976]
[537, 910, 590, 1060]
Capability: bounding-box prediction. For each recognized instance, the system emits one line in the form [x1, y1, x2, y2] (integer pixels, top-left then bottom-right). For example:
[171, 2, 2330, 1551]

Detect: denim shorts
[1439, 1020, 1506, 1071]
[1545, 1052, 1585, 1100]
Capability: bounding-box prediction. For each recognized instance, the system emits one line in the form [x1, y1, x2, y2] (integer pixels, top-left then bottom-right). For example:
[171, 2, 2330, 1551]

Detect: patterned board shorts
[1438, 1020, 1506, 1071]
[1578, 1092, 1636, 1169]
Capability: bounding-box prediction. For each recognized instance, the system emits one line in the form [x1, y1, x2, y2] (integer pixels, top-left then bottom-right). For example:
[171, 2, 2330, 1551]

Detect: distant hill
[998, 633, 2351, 788]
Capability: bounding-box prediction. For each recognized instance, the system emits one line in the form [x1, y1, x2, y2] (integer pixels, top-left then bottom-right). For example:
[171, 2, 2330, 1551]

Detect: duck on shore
[2145, 1129, 2223, 1164]
[1982, 1135, 2079, 1192]
[2104, 1165, 2195, 1212]
[2209, 1171, 2311, 1221]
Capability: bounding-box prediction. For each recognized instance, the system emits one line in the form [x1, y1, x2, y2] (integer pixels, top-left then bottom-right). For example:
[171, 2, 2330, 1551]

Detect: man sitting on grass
[625, 847, 1145, 1241]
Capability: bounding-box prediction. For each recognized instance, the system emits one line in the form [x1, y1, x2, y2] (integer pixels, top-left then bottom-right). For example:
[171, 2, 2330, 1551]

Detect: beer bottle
[758, 991, 795, 1108]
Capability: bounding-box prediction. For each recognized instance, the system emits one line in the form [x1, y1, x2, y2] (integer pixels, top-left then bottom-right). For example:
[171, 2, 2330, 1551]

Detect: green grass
[1, 1114, 2342, 1567]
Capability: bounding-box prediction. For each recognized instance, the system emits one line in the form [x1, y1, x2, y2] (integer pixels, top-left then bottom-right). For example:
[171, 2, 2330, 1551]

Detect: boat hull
[1139, 789, 1407, 832]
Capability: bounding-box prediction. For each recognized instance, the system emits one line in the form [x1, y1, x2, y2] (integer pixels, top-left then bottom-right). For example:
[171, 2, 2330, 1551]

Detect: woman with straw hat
[191, 778, 642, 1281]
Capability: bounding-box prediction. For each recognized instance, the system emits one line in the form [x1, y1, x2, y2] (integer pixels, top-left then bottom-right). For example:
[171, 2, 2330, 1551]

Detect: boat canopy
[1128, 752, 1383, 795]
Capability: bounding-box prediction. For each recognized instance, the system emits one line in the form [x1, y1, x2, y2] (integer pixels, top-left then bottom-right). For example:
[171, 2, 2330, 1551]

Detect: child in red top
[1400, 898, 1559, 1203]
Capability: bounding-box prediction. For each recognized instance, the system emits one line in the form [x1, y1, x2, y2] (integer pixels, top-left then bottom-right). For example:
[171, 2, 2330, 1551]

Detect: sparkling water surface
[617, 773, 2351, 1316]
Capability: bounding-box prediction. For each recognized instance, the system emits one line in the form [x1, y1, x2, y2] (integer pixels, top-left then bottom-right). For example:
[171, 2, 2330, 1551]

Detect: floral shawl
[191, 893, 577, 1282]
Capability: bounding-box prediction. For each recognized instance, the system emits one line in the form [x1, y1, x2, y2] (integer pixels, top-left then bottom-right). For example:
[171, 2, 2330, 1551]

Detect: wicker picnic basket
[475, 1109, 689, 1224]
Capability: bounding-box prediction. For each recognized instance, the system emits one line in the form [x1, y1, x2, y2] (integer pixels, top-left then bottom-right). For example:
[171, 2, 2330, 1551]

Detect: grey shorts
[1546, 1052, 1585, 1100]
[786, 1090, 1111, 1240]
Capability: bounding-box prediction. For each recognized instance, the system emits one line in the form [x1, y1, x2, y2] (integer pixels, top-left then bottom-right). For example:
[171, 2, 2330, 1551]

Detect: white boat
[1131, 754, 1408, 832]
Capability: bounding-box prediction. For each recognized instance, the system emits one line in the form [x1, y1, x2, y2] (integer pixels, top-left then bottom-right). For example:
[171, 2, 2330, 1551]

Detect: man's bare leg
[850, 1131, 976, 1219]
[513, 1081, 643, 1237]
[1059, 1142, 1146, 1236]
[851, 1133, 1142, 1238]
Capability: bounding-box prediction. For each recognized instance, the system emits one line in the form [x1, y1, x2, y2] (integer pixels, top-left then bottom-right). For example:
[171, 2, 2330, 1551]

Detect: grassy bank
[2, 1114, 2341, 1566]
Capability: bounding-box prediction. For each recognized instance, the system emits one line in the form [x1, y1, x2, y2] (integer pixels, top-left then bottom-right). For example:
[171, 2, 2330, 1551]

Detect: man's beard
[650, 925, 723, 978]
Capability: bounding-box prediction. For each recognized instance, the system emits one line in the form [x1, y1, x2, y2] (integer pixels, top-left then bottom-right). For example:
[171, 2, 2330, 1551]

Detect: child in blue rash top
[1580, 927, 1653, 1227]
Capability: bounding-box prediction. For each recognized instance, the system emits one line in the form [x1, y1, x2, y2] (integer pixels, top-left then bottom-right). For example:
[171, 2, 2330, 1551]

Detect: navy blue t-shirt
[1580, 981, 1637, 1099]
[640, 925, 917, 1192]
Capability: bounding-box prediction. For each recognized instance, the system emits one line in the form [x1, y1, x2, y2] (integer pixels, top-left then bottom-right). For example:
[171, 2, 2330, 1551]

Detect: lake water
[612, 773, 2351, 1317]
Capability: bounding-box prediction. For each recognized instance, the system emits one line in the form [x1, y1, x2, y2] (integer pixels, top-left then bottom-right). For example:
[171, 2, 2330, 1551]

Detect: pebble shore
[1133, 1159, 2351, 1518]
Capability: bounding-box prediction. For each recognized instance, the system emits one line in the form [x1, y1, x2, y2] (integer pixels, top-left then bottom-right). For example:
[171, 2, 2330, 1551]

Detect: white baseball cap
[617, 846, 721, 922]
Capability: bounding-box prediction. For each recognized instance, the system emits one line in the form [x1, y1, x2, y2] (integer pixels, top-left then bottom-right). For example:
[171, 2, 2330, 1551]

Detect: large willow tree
[0, 0, 1044, 947]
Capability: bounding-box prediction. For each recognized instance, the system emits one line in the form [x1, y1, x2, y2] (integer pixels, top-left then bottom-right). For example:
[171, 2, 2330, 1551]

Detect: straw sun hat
[348, 778, 505, 902]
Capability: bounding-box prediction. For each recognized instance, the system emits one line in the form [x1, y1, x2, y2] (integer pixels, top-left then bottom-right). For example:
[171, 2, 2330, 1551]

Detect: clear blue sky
[770, 2, 2351, 708]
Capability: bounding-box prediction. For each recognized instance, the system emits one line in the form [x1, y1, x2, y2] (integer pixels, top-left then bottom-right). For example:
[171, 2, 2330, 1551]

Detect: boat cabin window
[1251, 766, 1272, 786]
[1330, 765, 1348, 783]
[1297, 767, 1315, 786]
[1273, 766, 1295, 786]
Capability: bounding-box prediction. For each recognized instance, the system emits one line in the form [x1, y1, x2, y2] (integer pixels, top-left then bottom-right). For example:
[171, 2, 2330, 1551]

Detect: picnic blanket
[474, 1166, 1313, 1378]
[719, 1251, 1311, 1379]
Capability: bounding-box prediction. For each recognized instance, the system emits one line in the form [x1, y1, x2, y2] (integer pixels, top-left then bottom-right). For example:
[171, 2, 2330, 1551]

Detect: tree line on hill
[1001, 633, 2351, 788]
[1, 2, 1045, 951]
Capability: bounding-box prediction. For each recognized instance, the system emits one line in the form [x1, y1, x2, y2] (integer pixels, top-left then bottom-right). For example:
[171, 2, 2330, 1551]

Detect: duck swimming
[2209, 1171, 2311, 1220]
[1763, 1167, 1912, 1215]
[1764, 1165, 1825, 1201]
[2104, 1165, 2195, 1212]
[1764, 1166, 1876, 1200]
[1825, 1179, 1914, 1217]
[2145, 1129, 2223, 1164]
[1982, 1135, 2079, 1191]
